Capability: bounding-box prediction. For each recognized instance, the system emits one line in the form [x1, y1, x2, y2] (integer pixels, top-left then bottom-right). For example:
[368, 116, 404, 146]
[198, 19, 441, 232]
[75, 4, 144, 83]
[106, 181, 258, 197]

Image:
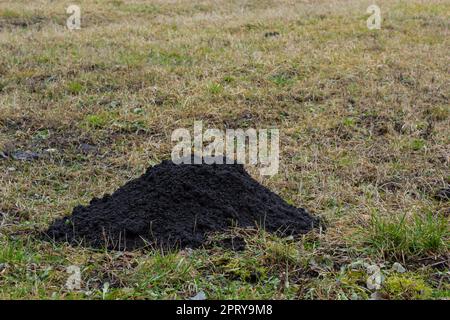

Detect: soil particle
[435, 187, 450, 201]
[46, 159, 318, 250]
[0, 150, 41, 161]
[79, 143, 98, 155]
[264, 31, 280, 38]
[11, 150, 41, 161]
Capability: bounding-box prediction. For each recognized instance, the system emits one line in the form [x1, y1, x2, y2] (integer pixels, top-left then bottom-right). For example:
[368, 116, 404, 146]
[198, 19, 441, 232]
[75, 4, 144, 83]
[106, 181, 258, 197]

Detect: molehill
[46, 159, 318, 250]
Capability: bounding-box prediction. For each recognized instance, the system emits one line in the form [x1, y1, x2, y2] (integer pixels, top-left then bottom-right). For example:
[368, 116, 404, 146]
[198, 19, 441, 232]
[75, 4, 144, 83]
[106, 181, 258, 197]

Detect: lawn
[0, 0, 448, 299]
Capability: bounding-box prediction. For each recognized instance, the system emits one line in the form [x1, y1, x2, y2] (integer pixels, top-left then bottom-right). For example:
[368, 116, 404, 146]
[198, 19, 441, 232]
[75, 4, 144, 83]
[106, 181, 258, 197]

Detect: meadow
[0, 0, 448, 299]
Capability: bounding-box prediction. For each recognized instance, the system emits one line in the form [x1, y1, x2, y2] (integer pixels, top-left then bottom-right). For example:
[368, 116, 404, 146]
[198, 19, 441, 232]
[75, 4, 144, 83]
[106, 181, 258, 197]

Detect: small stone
[102, 282, 110, 297]
[370, 292, 386, 300]
[366, 264, 384, 290]
[12, 151, 40, 161]
[79, 143, 97, 154]
[392, 262, 406, 273]
[108, 100, 121, 108]
[190, 291, 206, 300]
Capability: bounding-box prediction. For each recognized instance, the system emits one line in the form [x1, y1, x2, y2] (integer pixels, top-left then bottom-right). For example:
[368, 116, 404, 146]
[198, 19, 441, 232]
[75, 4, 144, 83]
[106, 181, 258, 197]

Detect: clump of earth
[46, 158, 319, 250]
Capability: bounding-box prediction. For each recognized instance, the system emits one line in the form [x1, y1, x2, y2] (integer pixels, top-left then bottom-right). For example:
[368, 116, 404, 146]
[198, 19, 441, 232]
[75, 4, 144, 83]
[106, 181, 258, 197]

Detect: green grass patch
[269, 72, 295, 86]
[208, 82, 223, 94]
[410, 139, 426, 151]
[366, 212, 449, 259]
[66, 81, 84, 95]
[84, 114, 109, 129]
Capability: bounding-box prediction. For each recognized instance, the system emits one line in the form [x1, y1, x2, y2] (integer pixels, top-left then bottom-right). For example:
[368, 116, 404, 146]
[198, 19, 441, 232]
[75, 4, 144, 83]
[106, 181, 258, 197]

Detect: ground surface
[0, 0, 449, 299]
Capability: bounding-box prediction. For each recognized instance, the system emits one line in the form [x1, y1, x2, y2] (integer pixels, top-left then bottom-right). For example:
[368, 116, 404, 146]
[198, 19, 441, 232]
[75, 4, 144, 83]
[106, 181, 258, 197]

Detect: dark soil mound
[46, 160, 318, 250]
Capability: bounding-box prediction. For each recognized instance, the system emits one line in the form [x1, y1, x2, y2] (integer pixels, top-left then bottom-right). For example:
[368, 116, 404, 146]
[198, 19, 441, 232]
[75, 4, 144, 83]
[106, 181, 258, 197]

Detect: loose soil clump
[46, 159, 318, 250]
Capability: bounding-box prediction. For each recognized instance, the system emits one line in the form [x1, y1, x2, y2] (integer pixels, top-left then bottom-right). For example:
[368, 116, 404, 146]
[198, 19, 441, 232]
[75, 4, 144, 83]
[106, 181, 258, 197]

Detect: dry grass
[0, 0, 449, 299]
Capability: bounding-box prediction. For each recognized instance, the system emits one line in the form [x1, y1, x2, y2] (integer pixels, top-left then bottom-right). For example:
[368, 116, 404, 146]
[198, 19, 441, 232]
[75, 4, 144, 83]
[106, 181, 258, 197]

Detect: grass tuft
[366, 212, 449, 259]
